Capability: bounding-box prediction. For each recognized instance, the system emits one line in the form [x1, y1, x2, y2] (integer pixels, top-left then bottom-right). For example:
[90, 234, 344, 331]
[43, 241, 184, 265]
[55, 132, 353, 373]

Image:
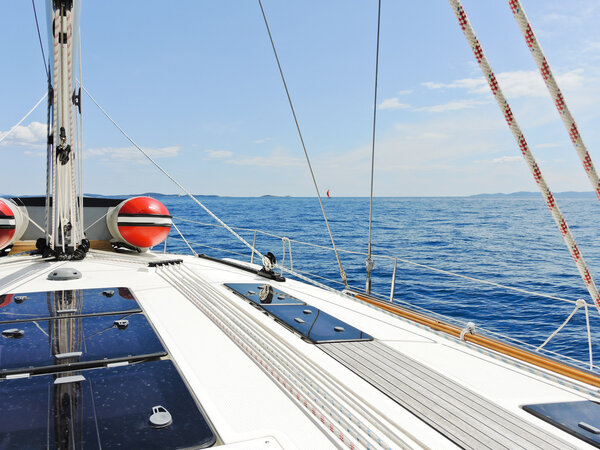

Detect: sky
[1, 0, 600, 196]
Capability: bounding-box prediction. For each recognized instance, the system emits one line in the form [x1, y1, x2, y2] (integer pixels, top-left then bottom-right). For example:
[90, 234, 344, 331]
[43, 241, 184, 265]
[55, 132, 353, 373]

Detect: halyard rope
[449, 0, 600, 314]
[508, 0, 600, 202]
[51, 8, 59, 248]
[536, 298, 593, 370]
[536, 299, 585, 352]
[161, 269, 368, 449]
[257, 0, 348, 288]
[159, 263, 415, 449]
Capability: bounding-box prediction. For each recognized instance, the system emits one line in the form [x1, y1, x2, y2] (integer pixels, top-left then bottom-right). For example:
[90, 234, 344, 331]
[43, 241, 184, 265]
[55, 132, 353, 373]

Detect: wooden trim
[354, 293, 600, 389]
[8, 240, 114, 254]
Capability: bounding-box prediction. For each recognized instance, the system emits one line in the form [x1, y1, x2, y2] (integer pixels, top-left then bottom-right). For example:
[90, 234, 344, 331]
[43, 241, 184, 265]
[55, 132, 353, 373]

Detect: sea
[157, 194, 600, 370]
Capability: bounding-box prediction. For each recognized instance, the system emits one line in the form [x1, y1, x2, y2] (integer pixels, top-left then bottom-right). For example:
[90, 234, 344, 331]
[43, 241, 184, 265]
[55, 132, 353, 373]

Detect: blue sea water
[159, 195, 600, 369]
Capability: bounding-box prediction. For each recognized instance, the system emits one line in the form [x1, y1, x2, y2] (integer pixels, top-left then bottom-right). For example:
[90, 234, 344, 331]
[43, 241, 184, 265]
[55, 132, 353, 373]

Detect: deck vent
[47, 267, 82, 281]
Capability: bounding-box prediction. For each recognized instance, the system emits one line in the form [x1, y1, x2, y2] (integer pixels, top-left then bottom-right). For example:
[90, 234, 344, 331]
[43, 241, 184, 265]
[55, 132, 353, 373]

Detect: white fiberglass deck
[0, 250, 597, 449]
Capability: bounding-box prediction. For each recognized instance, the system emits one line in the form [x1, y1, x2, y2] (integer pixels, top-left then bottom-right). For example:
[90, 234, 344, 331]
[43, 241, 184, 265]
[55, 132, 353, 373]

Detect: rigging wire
[81, 85, 263, 261]
[31, 0, 49, 82]
[365, 0, 382, 294]
[257, 0, 348, 287]
[0, 92, 47, 146]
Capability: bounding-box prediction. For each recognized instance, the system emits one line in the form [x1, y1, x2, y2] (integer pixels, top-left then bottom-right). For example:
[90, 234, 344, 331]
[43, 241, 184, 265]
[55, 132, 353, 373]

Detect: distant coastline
[3, 191, 595, 199]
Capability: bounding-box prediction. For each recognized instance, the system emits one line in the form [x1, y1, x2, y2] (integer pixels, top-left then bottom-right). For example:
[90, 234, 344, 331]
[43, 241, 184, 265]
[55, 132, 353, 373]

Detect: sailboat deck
[321, 340, 574, 449]
[0, 251, 597, 449]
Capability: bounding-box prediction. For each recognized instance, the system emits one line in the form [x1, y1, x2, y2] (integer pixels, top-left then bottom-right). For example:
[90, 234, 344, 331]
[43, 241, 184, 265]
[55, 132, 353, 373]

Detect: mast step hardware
[47, 267, 82, 281]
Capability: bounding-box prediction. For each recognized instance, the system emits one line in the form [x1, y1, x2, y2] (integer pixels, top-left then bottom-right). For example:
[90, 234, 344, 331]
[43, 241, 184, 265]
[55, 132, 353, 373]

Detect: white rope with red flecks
[159, 263, 413, 449]
[448, 0, 600, 314]
[508, 0, 600, 201]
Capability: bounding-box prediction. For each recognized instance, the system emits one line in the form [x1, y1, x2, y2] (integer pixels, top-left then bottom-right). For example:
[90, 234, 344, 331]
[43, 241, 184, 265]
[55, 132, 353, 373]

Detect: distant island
[468, 191, 594, 198]
[2, 191, 595, 198]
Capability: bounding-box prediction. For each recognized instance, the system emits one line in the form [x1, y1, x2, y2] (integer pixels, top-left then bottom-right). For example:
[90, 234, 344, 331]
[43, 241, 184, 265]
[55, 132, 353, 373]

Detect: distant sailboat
[326, 189, 331, 198]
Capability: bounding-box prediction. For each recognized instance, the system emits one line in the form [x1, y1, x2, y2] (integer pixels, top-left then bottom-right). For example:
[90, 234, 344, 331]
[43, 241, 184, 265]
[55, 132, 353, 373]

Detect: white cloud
[492, 155, 522, 163]
[423, 78, 485, 91]
[253, 137, 272, 144]
[24, 150, 45, 157]
[416, 99, 488, 113]
[227, 149, 303, 167]
[422, 69, 584, 98]
[86, 145, 179, 160]
[396, 89, 413, 95]
[204, 149, 233, 159]
[378, 97, 410, 110]
[0, 121, 46, 147]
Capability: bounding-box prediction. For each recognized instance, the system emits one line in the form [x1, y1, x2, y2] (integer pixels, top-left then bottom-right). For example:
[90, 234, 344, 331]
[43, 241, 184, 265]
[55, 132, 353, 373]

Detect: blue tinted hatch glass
[0, 287, 140, 323]
[523, 401, 600, 447]
[0, 360, 216, 449]
[262, 304, 372, 343]
[0, 313, 166, 375]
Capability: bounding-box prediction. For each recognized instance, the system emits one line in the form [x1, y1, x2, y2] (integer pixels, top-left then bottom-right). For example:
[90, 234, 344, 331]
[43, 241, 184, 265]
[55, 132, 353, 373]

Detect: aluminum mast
[44, 0, 86, 259]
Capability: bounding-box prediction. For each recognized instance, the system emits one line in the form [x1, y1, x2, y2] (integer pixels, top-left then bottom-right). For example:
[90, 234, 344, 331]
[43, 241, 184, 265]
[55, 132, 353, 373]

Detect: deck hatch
[523, 401, 600, 447]
[0, 313, 166, 375]
[0, 287, 140, 323]
[226, 283, 372, 343]
[0, 360, 216, 449]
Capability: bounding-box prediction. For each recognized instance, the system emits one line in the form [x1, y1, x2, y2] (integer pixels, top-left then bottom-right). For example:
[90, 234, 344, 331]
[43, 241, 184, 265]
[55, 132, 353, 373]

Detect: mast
[45, 0, 86, 259]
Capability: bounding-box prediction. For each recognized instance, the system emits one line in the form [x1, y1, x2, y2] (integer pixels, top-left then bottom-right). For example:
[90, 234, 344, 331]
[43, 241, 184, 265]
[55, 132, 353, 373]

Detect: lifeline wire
[257, 0, 348, 287]
[172, 215, 594, 307]
[366, 0, 382, 294]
